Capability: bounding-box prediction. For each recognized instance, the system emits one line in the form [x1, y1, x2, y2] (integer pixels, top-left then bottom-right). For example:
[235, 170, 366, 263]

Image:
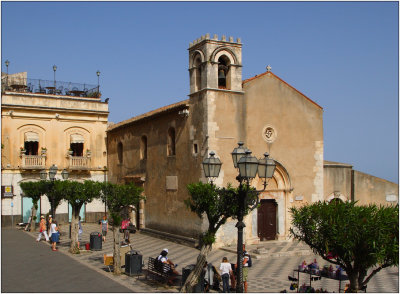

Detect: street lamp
[202, 142, 276, 293]
[53, 65, 57, 90]
[5, 60, 10, 88]
[40, 164, 69, 218]
[202, 151, 222, 185]
[96, 70, 100, 95]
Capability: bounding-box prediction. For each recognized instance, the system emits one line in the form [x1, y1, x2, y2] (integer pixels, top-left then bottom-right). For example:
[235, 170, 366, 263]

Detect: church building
[106, 34, 397, 247]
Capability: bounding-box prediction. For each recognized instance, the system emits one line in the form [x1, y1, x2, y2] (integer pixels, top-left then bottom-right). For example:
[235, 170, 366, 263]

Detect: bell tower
[188, 34, 246, 187]
[188, 33, 243, 94]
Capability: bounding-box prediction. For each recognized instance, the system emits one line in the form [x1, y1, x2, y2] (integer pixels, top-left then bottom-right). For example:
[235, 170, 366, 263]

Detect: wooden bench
[146, 257, 174, 283]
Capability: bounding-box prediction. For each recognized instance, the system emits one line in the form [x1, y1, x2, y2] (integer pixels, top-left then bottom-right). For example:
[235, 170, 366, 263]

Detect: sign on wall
[1, 185, 14, 198]
[386, 194, 398, 202]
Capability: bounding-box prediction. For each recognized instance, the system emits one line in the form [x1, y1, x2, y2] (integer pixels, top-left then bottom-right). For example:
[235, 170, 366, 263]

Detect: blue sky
[2, 1, 398, 183]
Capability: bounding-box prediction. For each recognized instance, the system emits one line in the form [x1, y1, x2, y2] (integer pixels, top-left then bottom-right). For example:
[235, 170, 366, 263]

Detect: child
[101, 215, 108, 242]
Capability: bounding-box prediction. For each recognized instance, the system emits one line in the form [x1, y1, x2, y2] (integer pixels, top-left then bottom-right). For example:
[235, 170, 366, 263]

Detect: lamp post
[96, 70, 100, 95]
[53, 65, 57, 91]
[40, 164, 69, 218]
[5, 60, 10, 88]
[202, 142, 276, 293]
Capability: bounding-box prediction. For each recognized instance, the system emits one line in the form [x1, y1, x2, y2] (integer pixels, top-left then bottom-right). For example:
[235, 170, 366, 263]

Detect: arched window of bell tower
[193, 56, 202, 92]
[218, 55, 231, 89]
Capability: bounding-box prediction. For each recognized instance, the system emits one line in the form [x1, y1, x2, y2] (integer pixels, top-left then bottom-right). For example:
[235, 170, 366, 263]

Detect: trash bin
[90, 232, 102, 251]
[181, 264, 204, 292]
[125, 250, 143, 276]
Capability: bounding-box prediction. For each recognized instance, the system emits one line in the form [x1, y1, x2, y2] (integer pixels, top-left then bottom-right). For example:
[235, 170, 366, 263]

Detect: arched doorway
[253, 161, 292, 241]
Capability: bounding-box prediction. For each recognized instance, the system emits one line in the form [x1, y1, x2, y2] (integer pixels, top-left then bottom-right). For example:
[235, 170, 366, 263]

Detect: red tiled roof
[107, 99, 189, 132]
[242, 71, 323, 110]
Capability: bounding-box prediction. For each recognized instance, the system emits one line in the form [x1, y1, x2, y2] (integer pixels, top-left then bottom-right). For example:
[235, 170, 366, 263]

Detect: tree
[180, 182, 258, 293]
[289, 201, 399, 292]
[41, 180, 65, 219]
[100, 182, 144, 275]
[20, 181, 47, 231]
[55, 180, 102, 254]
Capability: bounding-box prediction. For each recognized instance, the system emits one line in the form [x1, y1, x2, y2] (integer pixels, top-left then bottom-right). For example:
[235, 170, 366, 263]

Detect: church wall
[324, 163, 353, 201]
[353, 170, 398, 206]
[107, 107, 205, 239]
[243, 72, 324, 239]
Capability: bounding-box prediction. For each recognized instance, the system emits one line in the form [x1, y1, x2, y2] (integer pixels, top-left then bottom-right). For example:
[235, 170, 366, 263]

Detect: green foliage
[58, 180, 102, 210]
[20, 181, 47, 204]
[100, 182, 144, 226]
[185, 182, 259, 245]
[290, 201, 399, 290]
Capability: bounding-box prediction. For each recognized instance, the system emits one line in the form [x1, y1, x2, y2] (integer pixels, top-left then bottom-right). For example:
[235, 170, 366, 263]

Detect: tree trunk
[347, 271, 361, 292]
[113, 225, 121, 275]
[180, 244, 212, 293]
[30, 204, 37, 232]
[69, 206, 80, 254]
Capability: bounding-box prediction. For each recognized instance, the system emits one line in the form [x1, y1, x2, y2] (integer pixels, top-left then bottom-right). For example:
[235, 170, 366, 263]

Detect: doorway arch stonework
[247, 161, 293, 244]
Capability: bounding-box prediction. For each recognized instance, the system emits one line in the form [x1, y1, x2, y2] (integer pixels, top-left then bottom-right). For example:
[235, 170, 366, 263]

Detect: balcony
[68, 155, 91, 170]
[1, 76, 101, 98]
[21, 155, 46, 169]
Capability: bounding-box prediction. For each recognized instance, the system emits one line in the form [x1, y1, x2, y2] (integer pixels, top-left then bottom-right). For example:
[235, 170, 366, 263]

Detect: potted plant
[20, 146, 26, 155]
[86, 149, 91, 157]
[68, 148, 73, 155]
[41, 147, 47, 155]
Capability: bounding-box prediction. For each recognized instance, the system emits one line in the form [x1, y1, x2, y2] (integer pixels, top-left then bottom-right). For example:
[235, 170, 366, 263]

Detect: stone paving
[26, 222, 399, 293]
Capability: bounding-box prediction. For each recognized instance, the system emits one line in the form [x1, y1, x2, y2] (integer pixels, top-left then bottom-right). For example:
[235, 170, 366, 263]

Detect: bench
[146, 257, 174, 284]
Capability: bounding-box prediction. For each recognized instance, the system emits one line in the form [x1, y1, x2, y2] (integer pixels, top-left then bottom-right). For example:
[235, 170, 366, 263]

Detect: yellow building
[1, 72, 109, 226]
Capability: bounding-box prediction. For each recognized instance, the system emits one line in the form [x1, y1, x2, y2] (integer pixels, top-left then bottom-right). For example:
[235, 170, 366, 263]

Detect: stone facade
[107, 34, 328, 247]
[324, 161, 398, 205]
[1, 80, 109, 226]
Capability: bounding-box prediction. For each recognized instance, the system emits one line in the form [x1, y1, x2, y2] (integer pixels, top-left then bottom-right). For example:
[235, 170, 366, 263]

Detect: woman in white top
[219, 257, 233, 293]
[49, 219, 59, 251]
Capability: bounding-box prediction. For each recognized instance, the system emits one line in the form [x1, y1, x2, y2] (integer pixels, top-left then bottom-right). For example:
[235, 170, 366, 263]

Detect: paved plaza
[4, 222, 399, 293]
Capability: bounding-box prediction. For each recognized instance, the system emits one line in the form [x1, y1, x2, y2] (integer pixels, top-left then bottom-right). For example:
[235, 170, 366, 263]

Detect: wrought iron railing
[68, 155, 91, 169]
[2, 76, 101, 98]
[21, 155, 46, 169]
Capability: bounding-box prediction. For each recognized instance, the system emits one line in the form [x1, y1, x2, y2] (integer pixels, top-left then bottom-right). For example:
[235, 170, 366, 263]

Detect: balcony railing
[21, 155, 46, 169]
[2, 76, 100, 98]
[68, 155, 91, 170]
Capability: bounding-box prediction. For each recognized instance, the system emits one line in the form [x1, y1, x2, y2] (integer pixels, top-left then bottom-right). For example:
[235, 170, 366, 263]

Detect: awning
[70, 134, 84, 144]
[24, 132, 39, 142]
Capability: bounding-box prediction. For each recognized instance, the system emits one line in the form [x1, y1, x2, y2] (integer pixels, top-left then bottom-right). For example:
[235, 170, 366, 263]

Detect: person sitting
[157, 248, 179, 285]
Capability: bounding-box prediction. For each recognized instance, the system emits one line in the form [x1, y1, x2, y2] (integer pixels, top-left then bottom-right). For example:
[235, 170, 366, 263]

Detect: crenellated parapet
[189, 33, 242, 48]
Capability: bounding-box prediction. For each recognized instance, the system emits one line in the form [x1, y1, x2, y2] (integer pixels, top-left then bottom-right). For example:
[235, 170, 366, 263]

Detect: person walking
[100, 215, 108, 242]
[36, 216, 49, 242]
[242, 246, 250, 293]
[47, 215, 52, 242]
[78, 216, 83, 249]
[220, 257, 233, 293]
[49, 219, 59, 251]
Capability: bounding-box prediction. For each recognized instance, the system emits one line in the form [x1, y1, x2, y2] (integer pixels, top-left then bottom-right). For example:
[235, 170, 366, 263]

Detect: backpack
[245, 254, 252, 267]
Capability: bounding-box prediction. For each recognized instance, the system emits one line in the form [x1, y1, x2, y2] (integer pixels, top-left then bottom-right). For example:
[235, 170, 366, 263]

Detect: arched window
[329, 198, 343, 204]
[167, 127, 176, 156]
[194, 56, 202, 92]
[218, 55, 230, 89]
[140, 135, 147, 160]
[24, 132, 39, 155]
[117, 142, 123, 164]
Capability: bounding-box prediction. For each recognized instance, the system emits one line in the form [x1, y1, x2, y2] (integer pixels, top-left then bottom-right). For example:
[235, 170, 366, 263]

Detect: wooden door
[257, 199, 277, 241]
